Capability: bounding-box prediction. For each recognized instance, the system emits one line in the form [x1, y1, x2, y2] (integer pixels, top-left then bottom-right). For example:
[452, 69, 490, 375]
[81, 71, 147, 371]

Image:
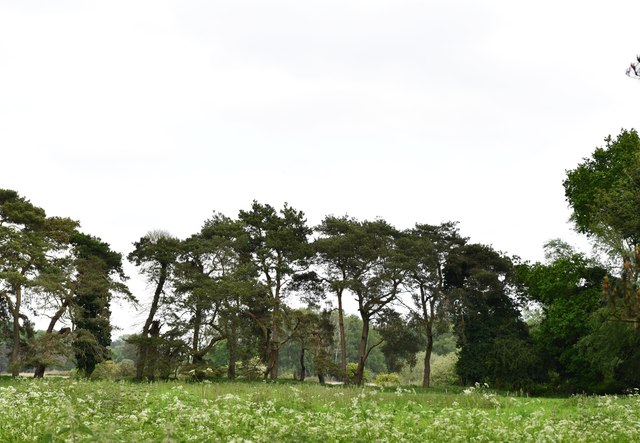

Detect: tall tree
[128, 230, 180, 380]
[200, 215, 260, 380]
[168, 213, 258, 379]
[71, 232, 130, 377]
[398, 222, 465, 387]
[0, 189, 78, 376]
[344, 219, 404, 386]
[314, 215, 361, 381]
[446, 244, 535, 388]
[564, 129, 640, 325]
[238, 201, 312, 380]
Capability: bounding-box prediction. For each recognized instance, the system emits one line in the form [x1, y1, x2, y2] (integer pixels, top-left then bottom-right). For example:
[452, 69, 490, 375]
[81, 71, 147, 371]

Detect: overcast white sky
[2, 0, 639, 334]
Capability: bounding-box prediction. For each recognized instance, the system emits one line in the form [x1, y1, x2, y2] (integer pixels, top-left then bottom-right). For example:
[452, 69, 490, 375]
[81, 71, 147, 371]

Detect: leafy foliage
[446, 244, 536, 389]
[518, 241, 607, 392]
[564, 129, 640, 252]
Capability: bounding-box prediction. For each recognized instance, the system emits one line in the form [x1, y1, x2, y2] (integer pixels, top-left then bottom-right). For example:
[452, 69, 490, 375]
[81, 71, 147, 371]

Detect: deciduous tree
[564, 129, 640, 326]
[518, 240, 607, 392]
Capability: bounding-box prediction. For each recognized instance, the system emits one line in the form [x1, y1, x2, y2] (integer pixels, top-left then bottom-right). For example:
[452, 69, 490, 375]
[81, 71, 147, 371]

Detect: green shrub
[374, 373, 400, 387]
[118, 359, 136, 377]
[90, 361, 121, 380]
[181, 363, 227, 381]
[237, 357, 266, 380]
[346, 363, 370, 384]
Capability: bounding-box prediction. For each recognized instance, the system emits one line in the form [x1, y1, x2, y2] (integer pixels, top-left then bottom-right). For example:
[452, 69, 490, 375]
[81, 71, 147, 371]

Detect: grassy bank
[0, 377, 638, 442]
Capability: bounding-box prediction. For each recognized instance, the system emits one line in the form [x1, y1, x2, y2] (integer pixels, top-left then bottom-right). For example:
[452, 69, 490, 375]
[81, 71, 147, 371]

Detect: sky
[2, 0, 639, 335]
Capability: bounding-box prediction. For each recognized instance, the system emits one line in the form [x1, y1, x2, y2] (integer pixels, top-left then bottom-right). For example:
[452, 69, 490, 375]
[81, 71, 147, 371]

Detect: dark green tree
[574, 314, 640, 392]
[31, 231, 130, 378]
[71, 232, 130, 377]
[170, 233, 230, 376]
[200, 215, 262, 380]
[446, 244, 535, 388]
[375, 309, 422, 373]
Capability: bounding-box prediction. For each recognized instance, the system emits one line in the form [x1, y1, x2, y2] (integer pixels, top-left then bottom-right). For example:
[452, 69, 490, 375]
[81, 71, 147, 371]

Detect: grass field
[0, 377, 638, 442]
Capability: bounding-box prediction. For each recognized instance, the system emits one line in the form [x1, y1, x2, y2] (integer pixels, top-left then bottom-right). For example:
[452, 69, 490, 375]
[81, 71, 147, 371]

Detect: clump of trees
[0, 190, 131, 378]
[119, 206, 540, 389]
[4, 127, 640, 394]
[0, 190, 530, 387]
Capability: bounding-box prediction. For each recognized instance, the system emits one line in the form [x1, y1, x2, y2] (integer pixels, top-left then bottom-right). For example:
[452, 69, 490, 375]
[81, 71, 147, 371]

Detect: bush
[118, 359, 136, 377]
[346, 363, 370, 384]
[237, 357, 266, 380]
[90, 361, 121, 380]
[181, 363, 227, 381]
[374, 373, 401, 387]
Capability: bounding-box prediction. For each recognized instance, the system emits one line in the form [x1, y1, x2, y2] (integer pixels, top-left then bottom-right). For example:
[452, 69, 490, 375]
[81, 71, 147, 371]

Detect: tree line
[3, 129, 640, 393]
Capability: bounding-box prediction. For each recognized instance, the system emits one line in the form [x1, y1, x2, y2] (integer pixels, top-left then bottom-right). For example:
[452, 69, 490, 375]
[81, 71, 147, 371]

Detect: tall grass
[0, 377, 638, 442]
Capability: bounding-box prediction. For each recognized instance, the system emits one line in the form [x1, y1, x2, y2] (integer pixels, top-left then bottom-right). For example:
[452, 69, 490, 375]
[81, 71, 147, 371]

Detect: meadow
[0, 377, 638, 442]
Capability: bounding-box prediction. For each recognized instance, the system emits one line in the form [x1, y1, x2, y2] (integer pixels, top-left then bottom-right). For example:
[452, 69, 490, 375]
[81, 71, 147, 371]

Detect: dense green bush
[374, 372, 400, 387]
[118, 359, 136, 377]
[90, 361, 121, 380]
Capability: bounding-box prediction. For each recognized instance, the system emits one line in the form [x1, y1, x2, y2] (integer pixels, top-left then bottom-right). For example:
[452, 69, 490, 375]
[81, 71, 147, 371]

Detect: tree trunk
[192, 307, 202, 363]
[136, 264, 167, 380]
[267, 341, 279, 380]
[145, 320, 160, 381]
[354, 316, 370, 386]
[227, 321, 237, 380]
[268, 301, 280, 380]
[33, 364, 45, 379]
[10, 286, 22, 377]
[135, 346, 148, 380]
[422, 329, 434, 388]
[337, 290, 347, 382]
[314, 333, 326, 385]
[299, 343, 306, 382]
